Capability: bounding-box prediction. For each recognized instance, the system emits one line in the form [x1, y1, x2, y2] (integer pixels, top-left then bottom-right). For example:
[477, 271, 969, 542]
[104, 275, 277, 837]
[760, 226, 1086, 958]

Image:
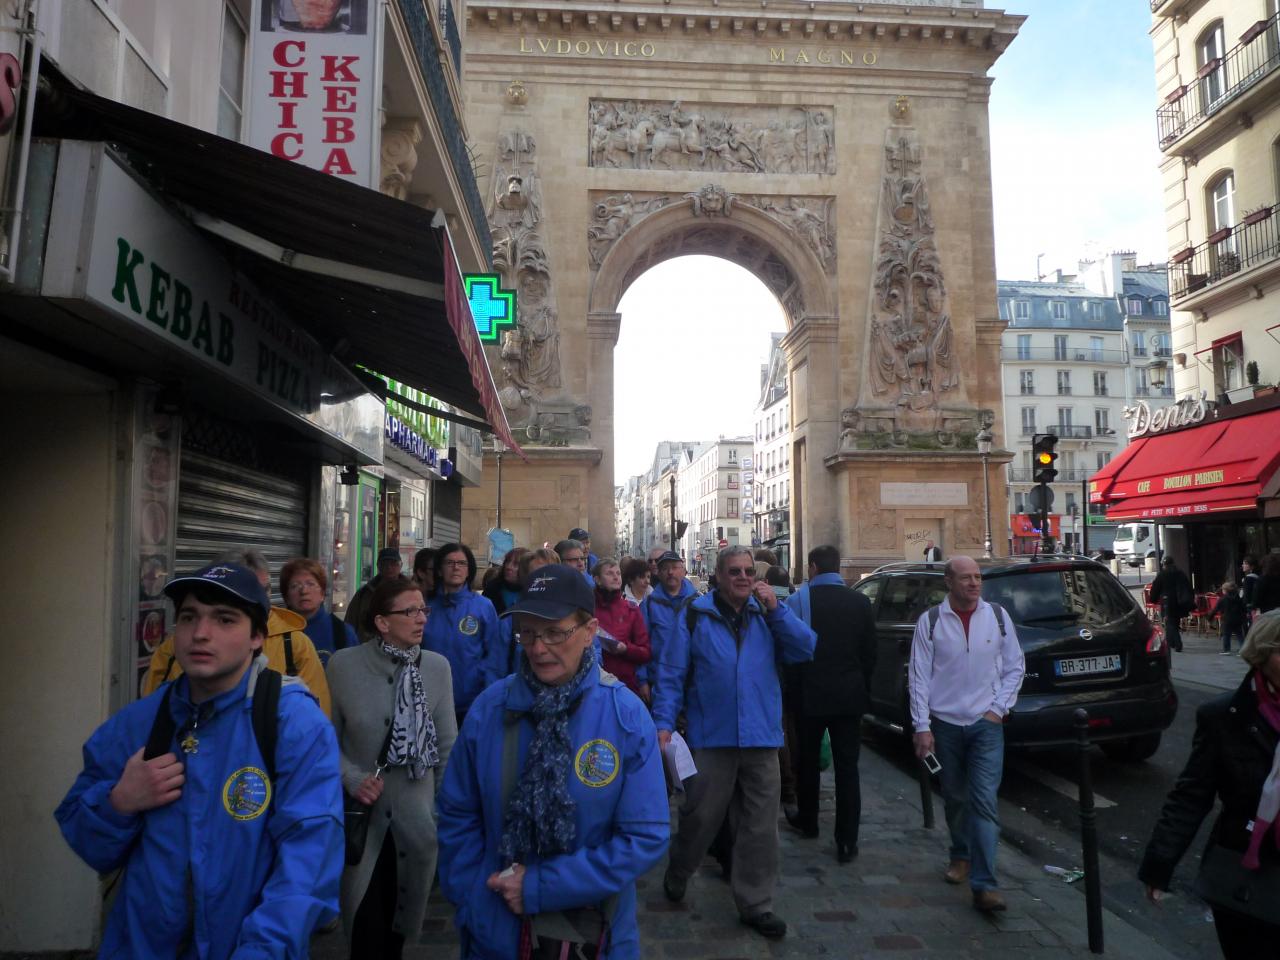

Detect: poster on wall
[246, 0, 382, 188]
[131, 389, 181, 700]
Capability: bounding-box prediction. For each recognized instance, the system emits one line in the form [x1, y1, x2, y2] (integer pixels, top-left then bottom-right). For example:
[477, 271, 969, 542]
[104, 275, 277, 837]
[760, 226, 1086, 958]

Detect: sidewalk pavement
[314, 746, 1182, 959]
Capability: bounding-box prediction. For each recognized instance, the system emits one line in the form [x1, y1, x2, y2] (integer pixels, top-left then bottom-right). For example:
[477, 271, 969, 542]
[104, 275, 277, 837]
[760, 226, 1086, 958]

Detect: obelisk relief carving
[488, 126, 571, 438]
[846, 109, 986, 450]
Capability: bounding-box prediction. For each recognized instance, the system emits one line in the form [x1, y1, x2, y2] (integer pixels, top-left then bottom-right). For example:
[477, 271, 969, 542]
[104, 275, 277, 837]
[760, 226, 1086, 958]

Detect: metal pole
[1081, 478, 1089, 556]
[918, 758, 935, 829]
[1074, 708, 1104, 954]
[669, 473, 677, 555]
[981, 450, 993, 558]
[495, 445, 503, 529]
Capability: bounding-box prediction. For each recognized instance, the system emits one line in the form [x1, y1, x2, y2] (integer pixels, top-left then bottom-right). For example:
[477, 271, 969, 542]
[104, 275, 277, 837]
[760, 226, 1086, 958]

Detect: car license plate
[1054, 655, 1122, 678]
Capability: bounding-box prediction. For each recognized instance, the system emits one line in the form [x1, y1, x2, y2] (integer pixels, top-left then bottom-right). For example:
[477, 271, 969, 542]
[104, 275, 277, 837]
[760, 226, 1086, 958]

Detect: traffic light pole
[669, 473, 677, 556]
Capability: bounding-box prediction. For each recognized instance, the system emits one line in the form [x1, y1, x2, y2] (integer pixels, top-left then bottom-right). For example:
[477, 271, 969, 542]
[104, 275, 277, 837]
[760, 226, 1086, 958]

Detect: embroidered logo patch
[222, 766, 272, 820]
[574, 739, 620, 788]
[459, 615, 479, 635]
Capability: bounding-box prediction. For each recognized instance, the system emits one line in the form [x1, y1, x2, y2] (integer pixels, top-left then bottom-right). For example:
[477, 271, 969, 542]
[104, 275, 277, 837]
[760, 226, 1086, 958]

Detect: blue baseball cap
[163, 562, 270, 617]
[503, 563, 595, 620]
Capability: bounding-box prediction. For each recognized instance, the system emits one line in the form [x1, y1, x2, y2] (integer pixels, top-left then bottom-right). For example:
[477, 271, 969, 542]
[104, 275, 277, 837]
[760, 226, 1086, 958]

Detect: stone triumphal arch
[458, 0, 1024, 573]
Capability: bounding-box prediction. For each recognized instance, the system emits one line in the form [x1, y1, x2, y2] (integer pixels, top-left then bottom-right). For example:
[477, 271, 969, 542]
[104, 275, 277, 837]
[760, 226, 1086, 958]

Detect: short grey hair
[716, 545, 754, 575]
[1241, 611, 1280, 669]
[554, 538, 584, 559]
[217, 547, 270, 578]
[592, 557, 619, 578]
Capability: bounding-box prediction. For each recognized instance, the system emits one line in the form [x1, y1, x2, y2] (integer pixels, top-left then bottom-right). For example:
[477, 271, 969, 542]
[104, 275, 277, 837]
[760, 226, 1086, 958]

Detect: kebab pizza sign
[247, 0, 381, 188]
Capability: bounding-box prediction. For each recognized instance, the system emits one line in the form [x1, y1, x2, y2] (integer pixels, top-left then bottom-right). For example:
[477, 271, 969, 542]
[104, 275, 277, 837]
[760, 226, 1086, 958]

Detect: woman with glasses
[437, 564, 669, 959]
[426, 543, 505, 728]
[328, 575, 457, 959]
[281, 557, 358, 665]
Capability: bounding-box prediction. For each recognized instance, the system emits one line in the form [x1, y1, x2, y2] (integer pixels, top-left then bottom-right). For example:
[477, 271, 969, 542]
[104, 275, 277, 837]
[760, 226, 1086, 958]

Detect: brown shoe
[943, 860, 969, 885]
[972, 890, 1007, 913]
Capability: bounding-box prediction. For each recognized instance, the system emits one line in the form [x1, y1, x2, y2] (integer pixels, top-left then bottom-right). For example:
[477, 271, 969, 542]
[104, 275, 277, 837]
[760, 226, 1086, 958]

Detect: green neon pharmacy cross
[463, 274, 517, 342]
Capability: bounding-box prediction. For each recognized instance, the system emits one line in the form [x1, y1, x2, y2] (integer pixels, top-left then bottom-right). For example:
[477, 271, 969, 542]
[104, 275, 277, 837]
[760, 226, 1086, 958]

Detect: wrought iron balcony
[1008, 468, 1092, 483]
[1157, 14, 1280, 149]
[1019, 425, 1094, 439]
[439, 0, 463, 79]
[1001, 347, 1127, 364]
[1167, 201, 1280, 301]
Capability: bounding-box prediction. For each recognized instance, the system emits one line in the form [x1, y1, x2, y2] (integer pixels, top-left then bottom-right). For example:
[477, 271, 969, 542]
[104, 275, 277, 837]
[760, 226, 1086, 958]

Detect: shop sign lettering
[1123, 391, 1211, 439]
[385, 413, 440, 470]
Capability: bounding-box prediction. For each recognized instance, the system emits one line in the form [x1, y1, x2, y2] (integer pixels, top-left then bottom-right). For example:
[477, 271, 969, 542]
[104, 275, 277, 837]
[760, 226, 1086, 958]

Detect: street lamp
[1148, 358, 1169, 392]
[977, 426, 994, 558]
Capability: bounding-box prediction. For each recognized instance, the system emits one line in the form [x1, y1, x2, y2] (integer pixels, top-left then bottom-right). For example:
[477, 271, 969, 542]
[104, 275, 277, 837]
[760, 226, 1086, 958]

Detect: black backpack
[143, 669, 281, 785]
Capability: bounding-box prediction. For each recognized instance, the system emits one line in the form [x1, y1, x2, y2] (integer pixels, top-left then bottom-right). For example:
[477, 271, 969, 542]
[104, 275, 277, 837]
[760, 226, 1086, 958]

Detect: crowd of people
[52, 528, 1280, 959]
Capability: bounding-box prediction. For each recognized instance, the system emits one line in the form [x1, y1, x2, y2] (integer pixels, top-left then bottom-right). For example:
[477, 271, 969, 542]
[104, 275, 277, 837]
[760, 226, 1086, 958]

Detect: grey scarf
[379, 642, 440, 779]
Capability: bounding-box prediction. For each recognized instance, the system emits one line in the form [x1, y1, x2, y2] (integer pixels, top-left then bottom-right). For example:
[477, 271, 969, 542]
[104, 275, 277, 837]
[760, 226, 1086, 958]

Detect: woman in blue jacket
[425, 543, 505, 727]
[436, 564, 670, 959]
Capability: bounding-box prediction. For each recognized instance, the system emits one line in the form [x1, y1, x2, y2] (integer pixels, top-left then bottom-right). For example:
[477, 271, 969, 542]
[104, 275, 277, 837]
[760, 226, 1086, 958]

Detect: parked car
[854, 556, 1177, 761]
[1088, 548, 1116, 563]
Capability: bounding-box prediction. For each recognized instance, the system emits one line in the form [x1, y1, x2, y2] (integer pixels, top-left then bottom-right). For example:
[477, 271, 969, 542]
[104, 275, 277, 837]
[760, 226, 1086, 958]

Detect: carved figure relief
[587, 99, 835, 174]
[379, 119, 422, 201]
[587, 193, 672, 268]
[488, 126, 563, 432]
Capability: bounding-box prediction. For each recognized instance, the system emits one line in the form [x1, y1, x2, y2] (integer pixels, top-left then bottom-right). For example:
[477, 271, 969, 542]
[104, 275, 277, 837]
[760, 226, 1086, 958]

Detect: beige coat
[326, 641, 457, 938]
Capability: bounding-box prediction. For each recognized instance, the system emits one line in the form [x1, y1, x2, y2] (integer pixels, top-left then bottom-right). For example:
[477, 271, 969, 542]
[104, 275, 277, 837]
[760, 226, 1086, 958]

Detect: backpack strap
[143, 684, 177, 760]
[251, 669, 282, 785]
[160, 651, 177, 685]
[281, 633, 297, 676]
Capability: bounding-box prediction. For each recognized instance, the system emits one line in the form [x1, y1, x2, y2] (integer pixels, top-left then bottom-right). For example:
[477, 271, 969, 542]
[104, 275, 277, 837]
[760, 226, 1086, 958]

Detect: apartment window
[1057, 370, 1071, 395]
[218, 4, 248, 140]
[1065, 491, 1077, 515]
[1153, 332, 1172, 356]
[1096, 451, 1111, 470]
[728, 472, 739, 490]
[1050, 301, 1067, 320]
[1197, 20, 1227, 110]
[728, 449, 738, 463]
[1136, 366, 1151, 396]
[1014, 300, 1030, 321]
[1126, 297, 1143, 316]
[1017, 333, 1032, 360]
[1019, 370, 1034, 395]
[1054, 335, 1068, 361]
[1213, 335, 1244, 394]
[1089, 335, 1104, 361]
[1014, 490, 1026, 514]
[1208, 172, 1237, 261]
[1093, 371, 1107, 396]
[1020, 407, 1036, 433]
[1153, 300, 1168, 318]
[1090, 301, 1103, 321]
[1095, 408, 1110, 434]
[1131, 332, 1147, 357]
[727, 499, 739, 519]
[1057, 407, 1074, 428]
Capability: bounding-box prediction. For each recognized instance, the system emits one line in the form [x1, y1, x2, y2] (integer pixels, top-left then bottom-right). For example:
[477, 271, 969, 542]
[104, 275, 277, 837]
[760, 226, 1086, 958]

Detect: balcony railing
[1001, 347, 1127, 364]
[1008, 468, 1093, 483]
[402, 1, 492, 259]
[1168, 201, 1280, 300]
[1019, 425, 1094, 439]
[1157, 14, 1280, 148]
[440, 0, 463, 79]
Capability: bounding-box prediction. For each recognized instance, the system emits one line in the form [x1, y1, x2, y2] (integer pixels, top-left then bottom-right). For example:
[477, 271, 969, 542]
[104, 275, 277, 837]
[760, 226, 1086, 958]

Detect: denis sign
[463, 273, 517, 343]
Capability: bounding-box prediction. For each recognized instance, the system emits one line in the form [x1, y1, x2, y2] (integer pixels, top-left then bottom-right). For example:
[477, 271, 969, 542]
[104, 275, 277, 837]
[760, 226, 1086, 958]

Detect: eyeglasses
[287, 579, 321, 592]
[563, 555, 585, 565]
[514, 623, 582, 647]
[385, 605, 429, 619]
[724, 567, 754, 578]
[442, 559, 469, 568]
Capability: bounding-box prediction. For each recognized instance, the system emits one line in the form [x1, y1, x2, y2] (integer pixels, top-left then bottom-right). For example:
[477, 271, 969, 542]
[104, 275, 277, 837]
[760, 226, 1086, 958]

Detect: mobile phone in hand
[923, 752, 942, 775]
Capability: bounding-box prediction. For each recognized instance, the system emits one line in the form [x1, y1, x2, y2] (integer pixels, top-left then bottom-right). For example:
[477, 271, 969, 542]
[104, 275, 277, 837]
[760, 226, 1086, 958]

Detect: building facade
[0, 0, 504, 950]
[754, 333, 792, 568]
[677, 438, 753, 574]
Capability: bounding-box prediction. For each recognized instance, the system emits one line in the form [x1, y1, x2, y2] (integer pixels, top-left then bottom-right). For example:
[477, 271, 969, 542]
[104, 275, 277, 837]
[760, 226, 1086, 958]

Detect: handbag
[344, 722, 395, 866]
[1193, 842, 1280, 924]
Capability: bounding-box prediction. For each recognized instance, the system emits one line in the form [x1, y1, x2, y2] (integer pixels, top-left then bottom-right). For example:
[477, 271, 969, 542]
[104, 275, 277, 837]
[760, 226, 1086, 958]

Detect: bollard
[917, 757, 935, 830]
[1074, 708, 1104, 954]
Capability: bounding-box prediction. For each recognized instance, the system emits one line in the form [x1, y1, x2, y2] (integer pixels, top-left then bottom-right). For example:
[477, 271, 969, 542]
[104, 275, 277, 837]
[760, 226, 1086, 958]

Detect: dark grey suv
[853, 556, 1177, 761]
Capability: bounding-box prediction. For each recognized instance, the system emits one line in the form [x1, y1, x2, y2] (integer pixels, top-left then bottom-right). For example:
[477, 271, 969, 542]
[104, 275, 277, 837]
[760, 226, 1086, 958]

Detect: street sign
[1028, 485, 1055, 513]
[718, 538, 729, 548]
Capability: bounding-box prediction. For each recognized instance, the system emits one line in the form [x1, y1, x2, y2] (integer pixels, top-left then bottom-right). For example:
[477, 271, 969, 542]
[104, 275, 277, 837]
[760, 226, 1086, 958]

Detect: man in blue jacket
[654, 546, 816, 940]
[436, 564, 669, 959]
[426, 542, 505, 726]
[639, 550, 699, 697]
[55, 563, 344, 959]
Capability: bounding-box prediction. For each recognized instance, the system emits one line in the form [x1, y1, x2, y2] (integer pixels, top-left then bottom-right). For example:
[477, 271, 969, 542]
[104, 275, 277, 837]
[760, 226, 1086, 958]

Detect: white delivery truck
[1113, 523, 1157, 567]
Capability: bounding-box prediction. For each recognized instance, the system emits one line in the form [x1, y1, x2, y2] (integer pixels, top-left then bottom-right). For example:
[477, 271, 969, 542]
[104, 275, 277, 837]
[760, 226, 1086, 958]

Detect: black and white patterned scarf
[379, 642, 440, 779]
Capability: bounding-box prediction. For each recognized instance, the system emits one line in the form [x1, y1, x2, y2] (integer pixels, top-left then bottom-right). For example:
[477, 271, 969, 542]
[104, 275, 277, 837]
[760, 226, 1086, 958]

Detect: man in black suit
[923, 540, 943, 562]
[784, 545, 877, 863]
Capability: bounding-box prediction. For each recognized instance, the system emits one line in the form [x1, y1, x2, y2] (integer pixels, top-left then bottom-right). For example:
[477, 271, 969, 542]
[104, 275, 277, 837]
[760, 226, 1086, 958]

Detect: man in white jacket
[909, 555, 1025, 913]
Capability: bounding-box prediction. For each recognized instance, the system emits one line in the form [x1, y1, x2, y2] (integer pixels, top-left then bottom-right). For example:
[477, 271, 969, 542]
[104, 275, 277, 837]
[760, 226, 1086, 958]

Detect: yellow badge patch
[222, 766, 272, 821]
[574, 739, 620, 788]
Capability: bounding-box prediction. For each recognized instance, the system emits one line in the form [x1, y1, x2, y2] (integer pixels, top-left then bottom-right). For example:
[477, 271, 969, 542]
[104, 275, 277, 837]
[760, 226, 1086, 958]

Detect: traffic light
[1032, 433, 1059, 484]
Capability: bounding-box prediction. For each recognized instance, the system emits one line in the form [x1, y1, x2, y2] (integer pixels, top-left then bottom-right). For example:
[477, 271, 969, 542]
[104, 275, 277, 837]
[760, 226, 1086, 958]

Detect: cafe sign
[1123, 391, 1212, 439]
[41, 141, 383, 461]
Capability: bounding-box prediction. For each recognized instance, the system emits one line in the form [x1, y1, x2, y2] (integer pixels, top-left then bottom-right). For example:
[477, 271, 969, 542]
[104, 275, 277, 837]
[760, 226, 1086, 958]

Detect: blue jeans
[932, 717, 1004, 892]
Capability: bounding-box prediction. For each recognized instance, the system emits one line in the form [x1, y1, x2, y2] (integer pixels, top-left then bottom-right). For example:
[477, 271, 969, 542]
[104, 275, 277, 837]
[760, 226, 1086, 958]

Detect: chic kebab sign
[246, 0, 381, 188]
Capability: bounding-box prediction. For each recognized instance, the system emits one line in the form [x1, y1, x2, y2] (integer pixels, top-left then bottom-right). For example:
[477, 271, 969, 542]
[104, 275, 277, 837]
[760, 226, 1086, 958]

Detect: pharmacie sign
[246, 0, 381, 188]
[41, 142, 382, 461]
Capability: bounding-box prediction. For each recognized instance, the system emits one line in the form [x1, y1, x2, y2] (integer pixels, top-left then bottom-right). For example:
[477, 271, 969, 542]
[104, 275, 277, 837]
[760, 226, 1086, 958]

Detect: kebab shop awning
[31, 57, 523, 456]
[1089, 408, 1280, 522]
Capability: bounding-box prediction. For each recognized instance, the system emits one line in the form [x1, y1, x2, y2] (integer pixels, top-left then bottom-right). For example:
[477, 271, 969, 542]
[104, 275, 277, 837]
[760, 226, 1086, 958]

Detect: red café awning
[1089, 408, 1280, 521]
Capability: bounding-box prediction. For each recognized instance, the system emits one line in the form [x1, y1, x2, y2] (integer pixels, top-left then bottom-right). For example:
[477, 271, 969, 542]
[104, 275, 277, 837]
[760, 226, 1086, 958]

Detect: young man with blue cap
[56, 563, 344, 959]
[437, 564, 669, 959]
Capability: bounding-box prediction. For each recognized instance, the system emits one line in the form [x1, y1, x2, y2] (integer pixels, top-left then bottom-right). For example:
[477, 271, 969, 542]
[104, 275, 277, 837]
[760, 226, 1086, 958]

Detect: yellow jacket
[141, 607, 332, 717]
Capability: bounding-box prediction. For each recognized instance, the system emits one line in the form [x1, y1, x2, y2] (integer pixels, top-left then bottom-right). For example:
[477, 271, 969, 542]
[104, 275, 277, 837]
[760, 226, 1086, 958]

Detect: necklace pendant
[180, 733, 199, 754]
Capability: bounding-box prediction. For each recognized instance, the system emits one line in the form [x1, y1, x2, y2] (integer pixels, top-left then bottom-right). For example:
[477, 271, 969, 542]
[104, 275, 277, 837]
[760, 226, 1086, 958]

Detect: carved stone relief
[588, 99, 835, 174]
[488, 127, 565, 435]
[379, 118, 422, 201]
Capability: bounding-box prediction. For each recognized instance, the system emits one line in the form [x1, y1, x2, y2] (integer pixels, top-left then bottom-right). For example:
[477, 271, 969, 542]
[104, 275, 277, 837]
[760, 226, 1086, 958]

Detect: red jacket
[595, 589, 651, 694]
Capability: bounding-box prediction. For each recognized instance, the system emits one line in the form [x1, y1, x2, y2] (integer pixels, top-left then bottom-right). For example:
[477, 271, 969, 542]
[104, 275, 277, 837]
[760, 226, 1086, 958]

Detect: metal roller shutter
[175, 450, 308, 599]
[432, 481, 462, 545]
